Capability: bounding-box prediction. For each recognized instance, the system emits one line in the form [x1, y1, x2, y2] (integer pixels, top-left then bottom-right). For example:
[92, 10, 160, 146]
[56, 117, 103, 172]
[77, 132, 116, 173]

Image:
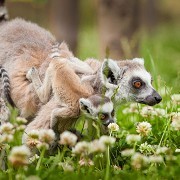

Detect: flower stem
[36, 148, 45, 171]
[105, 145, 110, 180]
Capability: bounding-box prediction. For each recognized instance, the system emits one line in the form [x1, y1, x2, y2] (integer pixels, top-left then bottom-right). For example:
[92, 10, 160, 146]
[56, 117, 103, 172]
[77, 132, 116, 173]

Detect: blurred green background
[6, 0, 180, 91]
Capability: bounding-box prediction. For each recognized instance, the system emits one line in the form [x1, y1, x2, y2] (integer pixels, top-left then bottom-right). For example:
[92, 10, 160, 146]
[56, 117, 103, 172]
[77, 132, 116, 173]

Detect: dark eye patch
[98, 113, 109, 121]
[131, 77, 145, 90]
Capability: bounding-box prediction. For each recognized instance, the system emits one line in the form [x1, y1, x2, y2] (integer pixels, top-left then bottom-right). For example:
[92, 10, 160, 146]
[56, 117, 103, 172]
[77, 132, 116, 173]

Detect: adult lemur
[0, 18, 162, 120]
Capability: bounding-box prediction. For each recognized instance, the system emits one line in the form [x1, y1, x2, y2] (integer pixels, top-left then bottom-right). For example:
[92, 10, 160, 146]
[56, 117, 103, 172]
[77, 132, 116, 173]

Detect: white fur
[132, 58, 144, 66]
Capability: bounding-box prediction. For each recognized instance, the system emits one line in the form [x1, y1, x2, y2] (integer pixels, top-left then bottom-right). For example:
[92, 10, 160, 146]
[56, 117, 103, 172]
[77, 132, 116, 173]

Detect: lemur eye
[111, 110, 115, 117]
[99, 113, 106, 120]
[133, 81, 142, 89]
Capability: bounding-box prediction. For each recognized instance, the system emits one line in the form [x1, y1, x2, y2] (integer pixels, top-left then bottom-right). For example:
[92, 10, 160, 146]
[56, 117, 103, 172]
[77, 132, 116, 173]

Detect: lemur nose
[154, 94, 162, 103]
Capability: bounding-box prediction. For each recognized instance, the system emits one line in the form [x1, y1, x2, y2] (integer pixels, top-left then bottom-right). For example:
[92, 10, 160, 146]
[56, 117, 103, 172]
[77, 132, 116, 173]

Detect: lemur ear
[132, 58, 144, 66]
[79, 98, 92, 114]
[101, 59, 123, 89]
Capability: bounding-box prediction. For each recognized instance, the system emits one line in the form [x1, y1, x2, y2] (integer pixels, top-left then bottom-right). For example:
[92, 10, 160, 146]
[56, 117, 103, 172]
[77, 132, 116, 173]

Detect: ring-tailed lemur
[23, 92, 115, 144]
[0, 18, 162, 120]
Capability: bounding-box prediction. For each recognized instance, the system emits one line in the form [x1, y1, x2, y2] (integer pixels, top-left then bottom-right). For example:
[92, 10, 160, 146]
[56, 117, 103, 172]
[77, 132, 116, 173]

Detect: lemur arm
[26, 66, 52, 104]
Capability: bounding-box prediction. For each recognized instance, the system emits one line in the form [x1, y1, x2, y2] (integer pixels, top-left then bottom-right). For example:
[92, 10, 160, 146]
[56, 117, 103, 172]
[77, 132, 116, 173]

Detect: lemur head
[79, 94, 115, 127]
[100, 58, 162, 106]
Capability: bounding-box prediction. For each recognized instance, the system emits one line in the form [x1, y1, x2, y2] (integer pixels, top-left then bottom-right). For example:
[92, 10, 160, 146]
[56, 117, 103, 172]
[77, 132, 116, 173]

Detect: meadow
[0, 23, 179, 180]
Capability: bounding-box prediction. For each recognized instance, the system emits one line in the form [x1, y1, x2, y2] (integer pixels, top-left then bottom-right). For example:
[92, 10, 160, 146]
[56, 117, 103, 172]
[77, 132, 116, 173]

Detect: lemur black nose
[154, 93, 162, 103]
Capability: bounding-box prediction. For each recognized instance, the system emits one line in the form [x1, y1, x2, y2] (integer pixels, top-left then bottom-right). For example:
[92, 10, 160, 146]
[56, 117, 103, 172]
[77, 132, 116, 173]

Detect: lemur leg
[50, 107, 77, 135]
[26, 67, 52, 104]
[50, 43, 94, 75]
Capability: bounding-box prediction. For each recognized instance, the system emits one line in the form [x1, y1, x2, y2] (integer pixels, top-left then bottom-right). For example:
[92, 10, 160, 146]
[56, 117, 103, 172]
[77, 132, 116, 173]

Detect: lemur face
[101, 58, 162, 106]
[79, 95, 115, 127]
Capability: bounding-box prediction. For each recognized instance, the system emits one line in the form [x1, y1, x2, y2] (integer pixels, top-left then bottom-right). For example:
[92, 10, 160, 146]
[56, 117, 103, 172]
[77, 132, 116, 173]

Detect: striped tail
[0, 0, 9, 23]
[0, 66, 15, 107]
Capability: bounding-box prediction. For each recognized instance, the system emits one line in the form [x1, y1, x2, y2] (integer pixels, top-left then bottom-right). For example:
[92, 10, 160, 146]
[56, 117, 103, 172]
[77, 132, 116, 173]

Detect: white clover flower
[113, 165, 122, 171]
[171, 112, 180, 131]
[39, 129, 55, 144]
[108, 123, 119, 132]
[59, 162, 74, 172]
[29, 154, 40, 163]
[72, 141, 90, 155]
[156, 146, 169, 154]
[16, 117, 28, 124]
[99, 135, 116, 146]
[148, 155, 163, 163]
[126, 134, 141, 144]
[59, 131, 78, 147]
[171, 94, 180, 105]
[121, 149, 135, 157]
[26, 130, 41, 148]
[0, 134, 14, 143]
[16, 125, 26, 131]
[131, 153, 148, 169]
[140, 106, 156, 117]
[175, 149, 180, 153]
[79, 158, 94, 166]
[139, 142, 154, 155]
[89, 139, 106, 153]
[9, 145, 31, 167]
[37, 142, 49, 150]
[136, 121, 152, 136]
[122, 103, 139, 114]
[0, 122, 14, 135]
[154, 108, 166, 117]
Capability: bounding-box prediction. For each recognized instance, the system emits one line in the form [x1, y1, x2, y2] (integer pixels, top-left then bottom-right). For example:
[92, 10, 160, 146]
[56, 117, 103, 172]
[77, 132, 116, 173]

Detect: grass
[0, 23, 180, 179]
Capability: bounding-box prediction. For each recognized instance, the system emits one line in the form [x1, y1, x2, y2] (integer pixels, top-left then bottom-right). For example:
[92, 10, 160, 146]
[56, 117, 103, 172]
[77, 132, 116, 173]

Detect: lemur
[0, 18, 162, 120]
[0, 0, 8, 24]
[23, 51, 115, 143]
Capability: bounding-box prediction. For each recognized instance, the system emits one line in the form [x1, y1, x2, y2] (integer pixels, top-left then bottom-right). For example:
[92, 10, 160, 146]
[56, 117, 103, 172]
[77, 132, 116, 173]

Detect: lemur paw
[26, 67, 38, 82]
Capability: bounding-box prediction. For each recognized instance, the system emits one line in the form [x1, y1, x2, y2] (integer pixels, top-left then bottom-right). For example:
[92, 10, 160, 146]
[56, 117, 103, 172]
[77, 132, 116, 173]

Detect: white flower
[9, 145, 31, 167]
[59, 131, 78, 147]
[79, 157, 94, 166]
[171, 94, 180, 105]
[0, 134, 14, 143]
[121, 149, 135, 157]
[39, 129, 55, 144]
[16, 125, 26, 131]
[139, 142, 154, 155]
[16, 117, 28, 124]
[99, 135, 116, 146]
[59, 162, 74, 172]
[156, 146, 169, 154]
[126, 134, 141, 144]
[131, 153, 148, 169]
[122, 103, 139, 114]
[0, 122, 14, 135]
[29, 154, 40, 163]
[136, 121, 152, 136]
[89, 139, 106, 153]
[37, 142, 49, 150]
[171, 112, 180, 131]
[154, 108, 166, 117]
[175, 149, 180, 153]
[108, 123, 119, 132]
[148, 155, 163, 163]
[141, 106, 156, 117]
[26, 130, 41, 148]
[72, 141, 90, 155]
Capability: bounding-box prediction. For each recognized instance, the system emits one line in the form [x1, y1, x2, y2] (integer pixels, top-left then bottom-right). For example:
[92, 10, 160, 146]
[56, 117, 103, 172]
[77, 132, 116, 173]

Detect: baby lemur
[23, 55, 115, 143]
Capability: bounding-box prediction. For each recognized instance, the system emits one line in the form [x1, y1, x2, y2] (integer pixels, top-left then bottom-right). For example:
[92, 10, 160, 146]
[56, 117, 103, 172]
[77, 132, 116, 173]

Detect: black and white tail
[0, 0, 9, 23]
[0, 66, 15, 107]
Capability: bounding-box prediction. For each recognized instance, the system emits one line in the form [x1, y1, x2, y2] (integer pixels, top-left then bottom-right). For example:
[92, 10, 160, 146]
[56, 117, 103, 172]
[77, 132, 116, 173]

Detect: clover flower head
[136, 121, 152, 136]
[59, 131, 78, 147]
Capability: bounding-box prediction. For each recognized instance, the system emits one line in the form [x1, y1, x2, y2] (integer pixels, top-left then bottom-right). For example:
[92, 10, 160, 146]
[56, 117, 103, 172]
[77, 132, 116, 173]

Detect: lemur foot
[26, 67, 38, 82]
